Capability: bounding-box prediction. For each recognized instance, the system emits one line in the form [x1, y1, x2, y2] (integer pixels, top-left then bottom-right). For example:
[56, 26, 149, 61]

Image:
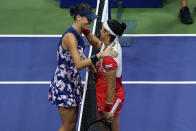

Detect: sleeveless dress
[48, 26, 86, 107]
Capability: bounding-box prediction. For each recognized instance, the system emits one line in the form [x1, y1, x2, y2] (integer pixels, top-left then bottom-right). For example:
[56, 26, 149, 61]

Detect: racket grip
[110, 98, 122, 114]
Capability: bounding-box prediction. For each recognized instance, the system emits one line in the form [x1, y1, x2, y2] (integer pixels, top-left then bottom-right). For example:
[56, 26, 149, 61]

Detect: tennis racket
[87, 98, 122, 131]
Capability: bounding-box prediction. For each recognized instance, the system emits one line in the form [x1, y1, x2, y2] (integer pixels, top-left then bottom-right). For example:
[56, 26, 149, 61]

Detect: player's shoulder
[102, 56, 118, 70]
[102, 56, 115, 62]
[62, 33, 78, 49]
[64, 32, 76, 39]
[63, 33, 77, 43]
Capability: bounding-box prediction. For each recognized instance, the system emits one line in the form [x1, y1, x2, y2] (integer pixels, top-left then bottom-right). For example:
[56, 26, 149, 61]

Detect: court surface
[1, 35, 196, 131]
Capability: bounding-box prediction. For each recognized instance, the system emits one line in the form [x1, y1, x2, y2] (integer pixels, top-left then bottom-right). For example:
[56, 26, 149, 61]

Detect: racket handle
[110, 98, 122, 114]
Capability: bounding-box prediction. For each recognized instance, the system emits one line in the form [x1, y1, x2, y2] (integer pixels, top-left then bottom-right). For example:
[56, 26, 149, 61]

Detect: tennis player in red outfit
[83, 19, 126, 131]
[95, 19, 126, 131]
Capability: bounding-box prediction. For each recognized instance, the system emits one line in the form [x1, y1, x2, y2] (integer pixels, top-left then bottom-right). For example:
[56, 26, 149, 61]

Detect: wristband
[90, 54, 99, 65]
[83, 29, 90, 36]
[104, 103, 113, 112]
[105, 101, 113, 104]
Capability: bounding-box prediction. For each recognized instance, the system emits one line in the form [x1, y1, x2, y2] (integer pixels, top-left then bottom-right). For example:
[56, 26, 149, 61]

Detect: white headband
[103, 21, 118, 37]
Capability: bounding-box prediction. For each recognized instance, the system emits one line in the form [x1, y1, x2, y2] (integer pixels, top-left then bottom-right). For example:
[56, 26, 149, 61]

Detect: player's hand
[100, 48, 118, 58]
[104, 111, 113, 123]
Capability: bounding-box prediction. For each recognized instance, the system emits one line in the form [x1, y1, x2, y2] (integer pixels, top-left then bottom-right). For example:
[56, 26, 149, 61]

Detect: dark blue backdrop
[60, 0, 163, 8]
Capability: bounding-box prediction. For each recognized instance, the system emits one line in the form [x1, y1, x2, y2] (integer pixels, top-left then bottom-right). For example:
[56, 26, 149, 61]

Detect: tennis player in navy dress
[48, 3, 118, 131]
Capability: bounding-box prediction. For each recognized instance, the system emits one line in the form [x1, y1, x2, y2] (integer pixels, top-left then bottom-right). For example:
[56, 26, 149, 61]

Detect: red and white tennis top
[95, 39, 125, 96]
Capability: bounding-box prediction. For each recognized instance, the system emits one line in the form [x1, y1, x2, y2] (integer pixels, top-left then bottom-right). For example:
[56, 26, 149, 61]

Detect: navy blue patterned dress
[48, 26, 86, 107]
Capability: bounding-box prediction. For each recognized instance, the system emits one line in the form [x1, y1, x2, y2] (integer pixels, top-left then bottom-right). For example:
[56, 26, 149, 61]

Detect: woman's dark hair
[70, 3, 92, 20]
[107, 19, 126, 42]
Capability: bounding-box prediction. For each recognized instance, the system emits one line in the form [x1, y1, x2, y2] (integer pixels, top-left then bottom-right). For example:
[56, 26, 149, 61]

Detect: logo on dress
[105, 64, 113, 68]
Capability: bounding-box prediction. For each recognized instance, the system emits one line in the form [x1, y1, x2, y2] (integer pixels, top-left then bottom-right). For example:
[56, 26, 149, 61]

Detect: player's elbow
[77, 66, 83, 70]
[75, 63, 82, 70]
[75, 62, 84, 70]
